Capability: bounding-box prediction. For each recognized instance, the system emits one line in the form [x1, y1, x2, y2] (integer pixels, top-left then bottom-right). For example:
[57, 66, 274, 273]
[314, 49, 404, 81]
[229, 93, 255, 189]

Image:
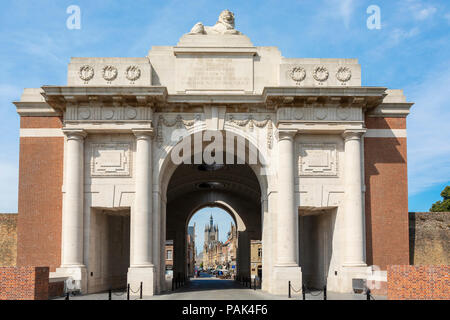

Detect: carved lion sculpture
[189, 9, 241, 35]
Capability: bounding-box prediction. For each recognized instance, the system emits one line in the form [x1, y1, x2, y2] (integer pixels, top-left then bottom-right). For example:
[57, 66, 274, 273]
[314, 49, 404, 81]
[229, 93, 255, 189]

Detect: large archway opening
[156, 129, 270, 293]
[164, 162, 262, 291]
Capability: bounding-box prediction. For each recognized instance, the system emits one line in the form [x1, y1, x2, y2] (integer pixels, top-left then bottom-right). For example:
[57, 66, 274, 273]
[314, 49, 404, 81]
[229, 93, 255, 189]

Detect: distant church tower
[204, 214, 219, 246]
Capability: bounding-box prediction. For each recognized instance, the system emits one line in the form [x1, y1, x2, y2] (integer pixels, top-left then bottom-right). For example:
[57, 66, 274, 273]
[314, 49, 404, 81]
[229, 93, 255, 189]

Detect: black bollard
[254, 279, 256, 291]
[249, 277, 252, 289]
[172, 278, 174, 291]
[108, 288, 112, 300]
[323, 285, 327, 300]
[302, 284, 306, 300]
[127, 283, 130, 300]
[366, 289, 371, 301]
[65, 292, 70, 300]
[288, 281, 291, 298]
[140, 282, 143, 299]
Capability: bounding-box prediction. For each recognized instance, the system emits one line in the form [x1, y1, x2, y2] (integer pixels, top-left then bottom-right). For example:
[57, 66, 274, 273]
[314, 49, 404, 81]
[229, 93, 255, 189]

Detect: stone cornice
[24, 86, 390, 117]
[366, 102, 414, 118]
[13, 101, 61, 117]
[41, 86, 168, 110]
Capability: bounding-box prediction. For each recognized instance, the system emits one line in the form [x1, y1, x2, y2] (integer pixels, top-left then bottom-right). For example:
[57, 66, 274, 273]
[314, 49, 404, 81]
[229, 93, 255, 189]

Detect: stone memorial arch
[13, 10, 413, 296]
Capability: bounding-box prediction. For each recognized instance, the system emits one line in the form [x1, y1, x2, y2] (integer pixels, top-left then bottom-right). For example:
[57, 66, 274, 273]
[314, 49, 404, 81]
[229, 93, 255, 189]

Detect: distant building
[165, 240, 174, 276]
[250, 240, 262, 279]
[202, 218, 237, 275]
[187, 224, 196, 276]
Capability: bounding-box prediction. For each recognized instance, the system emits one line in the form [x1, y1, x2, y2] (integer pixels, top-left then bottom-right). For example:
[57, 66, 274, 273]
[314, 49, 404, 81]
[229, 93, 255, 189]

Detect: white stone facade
[14, 11, 413, 296]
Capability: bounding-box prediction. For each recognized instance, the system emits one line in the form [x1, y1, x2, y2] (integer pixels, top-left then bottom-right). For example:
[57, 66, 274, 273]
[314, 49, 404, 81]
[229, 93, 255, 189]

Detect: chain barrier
[129, 286, 141, 294]
[304, 286, 323, 297]
[289, 282, 327, 300]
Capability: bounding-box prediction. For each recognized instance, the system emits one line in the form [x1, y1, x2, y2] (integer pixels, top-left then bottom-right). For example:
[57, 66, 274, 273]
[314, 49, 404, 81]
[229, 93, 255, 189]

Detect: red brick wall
[0, 266, 49, 300]
[17, 116, 63, 272]
[20, 116, 63, 128]
[364, 117, 409, 269]
[387, 265, 450, 300]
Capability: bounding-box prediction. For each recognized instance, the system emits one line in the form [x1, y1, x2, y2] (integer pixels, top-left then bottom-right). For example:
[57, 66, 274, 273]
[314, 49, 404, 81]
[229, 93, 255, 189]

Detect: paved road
[54, 276, 386, 300]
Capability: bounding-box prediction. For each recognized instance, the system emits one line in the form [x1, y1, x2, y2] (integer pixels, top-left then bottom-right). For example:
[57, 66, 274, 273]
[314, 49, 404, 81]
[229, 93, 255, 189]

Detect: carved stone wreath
[79, 65, 94, 83]
[336, 66, 352, 82]
[125, 66, 141, 82]
[289, 66, 306, 84]
[102, 65, 118, 82]
[313, 66, 329, 82]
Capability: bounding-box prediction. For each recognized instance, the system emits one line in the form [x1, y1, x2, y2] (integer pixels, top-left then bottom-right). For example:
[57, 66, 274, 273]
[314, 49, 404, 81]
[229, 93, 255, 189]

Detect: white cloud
[406, 61, 450, 195]
[407, 0, 437, 21]
[388, 27, 420, 45]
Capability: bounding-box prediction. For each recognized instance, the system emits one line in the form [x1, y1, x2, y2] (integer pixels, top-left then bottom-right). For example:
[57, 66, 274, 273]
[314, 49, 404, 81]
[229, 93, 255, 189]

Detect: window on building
[167, 250, 173, 260]
[258, 248, 262, 258]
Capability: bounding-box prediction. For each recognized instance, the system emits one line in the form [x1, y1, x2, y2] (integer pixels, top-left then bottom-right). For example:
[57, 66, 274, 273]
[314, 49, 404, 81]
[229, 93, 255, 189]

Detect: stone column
[342, 130, 366, 267]
[272, 130, 302, 294]
[276, 130, 298, 266]
[57, 129, 87, 292]
[128, 129, 155, 296]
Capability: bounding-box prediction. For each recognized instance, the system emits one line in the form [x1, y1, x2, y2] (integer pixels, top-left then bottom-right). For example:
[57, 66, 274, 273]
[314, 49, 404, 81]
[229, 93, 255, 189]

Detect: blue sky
[0, 0, 449, 214]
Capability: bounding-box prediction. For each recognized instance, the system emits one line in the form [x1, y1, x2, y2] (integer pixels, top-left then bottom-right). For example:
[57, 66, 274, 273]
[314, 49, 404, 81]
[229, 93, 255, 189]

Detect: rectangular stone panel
[298, 144, 338, 176]
[175, 55, 254, 93]
[91, 143, 131, 177]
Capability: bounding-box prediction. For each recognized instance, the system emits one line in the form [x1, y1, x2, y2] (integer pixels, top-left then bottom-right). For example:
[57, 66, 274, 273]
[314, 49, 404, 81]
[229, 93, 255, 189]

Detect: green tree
[429, 186, 450, 212]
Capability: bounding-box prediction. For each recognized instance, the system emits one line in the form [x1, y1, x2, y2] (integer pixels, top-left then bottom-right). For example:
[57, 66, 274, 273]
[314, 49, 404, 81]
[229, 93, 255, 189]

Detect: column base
[336, 265, 371, 293]
[127, 266, 155, 297]
[54, 266, 87, 294]
[271, 265, 302, 296]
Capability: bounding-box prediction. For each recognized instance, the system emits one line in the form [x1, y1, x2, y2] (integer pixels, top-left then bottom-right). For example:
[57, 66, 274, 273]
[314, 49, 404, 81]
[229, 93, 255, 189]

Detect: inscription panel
[298, 144, 338, 177]
[176, 55, 253, 92]
[91, 143, 131, 177]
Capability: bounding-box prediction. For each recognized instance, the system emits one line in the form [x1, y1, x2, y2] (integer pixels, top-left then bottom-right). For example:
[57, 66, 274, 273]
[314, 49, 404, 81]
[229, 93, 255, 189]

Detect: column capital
[342, 129, 366, 141]
[277, 129, 297, 141]
[132, 129, 154, 140]
[62, 128, 87, 140]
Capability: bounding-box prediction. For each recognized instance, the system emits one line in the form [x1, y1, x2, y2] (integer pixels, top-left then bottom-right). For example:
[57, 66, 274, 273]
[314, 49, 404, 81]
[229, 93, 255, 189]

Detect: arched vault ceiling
[167, 164, 261, 203]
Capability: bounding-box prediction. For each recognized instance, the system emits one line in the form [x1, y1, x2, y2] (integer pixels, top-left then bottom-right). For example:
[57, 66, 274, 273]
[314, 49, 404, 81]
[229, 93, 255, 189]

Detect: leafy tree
[430, 186, 450, 212]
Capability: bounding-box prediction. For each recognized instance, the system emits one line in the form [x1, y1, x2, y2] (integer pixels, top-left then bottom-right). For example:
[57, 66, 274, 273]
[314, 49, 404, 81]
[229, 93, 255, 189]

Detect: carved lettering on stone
[299, 144, 338, 177]
[91, 143, 131, 177]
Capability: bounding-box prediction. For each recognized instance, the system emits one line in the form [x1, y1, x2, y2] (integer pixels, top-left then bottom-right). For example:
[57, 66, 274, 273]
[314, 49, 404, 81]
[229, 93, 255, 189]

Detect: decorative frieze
[298, 144, 338, 177]
[280, 62, 361, 87]
[65, 104, 153, 122]
[227, 114, 273, 149]
[91, 143, 131, 177]
[278, 106, 362, 122]
[156, 114, 200, 147]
